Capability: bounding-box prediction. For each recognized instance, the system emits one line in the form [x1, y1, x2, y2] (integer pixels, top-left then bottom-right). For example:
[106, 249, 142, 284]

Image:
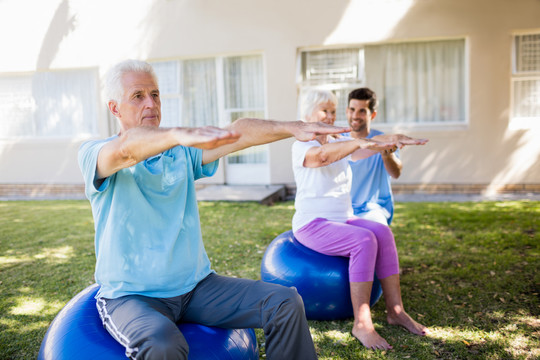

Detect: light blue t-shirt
[78, 136, 218, 299]
[346, 129, 399, 225]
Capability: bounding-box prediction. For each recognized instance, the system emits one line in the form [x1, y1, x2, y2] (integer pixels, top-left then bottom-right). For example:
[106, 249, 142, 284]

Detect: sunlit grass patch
[0, 199, 538, 359]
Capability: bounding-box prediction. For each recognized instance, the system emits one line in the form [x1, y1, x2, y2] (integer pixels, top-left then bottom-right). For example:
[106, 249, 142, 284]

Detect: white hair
[104, 59, 158, 103]
[302, 89, 338, 120]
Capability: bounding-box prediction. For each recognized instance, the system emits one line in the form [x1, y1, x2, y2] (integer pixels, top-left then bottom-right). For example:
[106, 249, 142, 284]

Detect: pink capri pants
[294, 217, 399, 282]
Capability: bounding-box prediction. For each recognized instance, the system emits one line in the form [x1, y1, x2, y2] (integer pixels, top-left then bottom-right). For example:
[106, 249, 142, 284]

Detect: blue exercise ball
[38, 284, 259, 360]
[261, 230, 383, 321]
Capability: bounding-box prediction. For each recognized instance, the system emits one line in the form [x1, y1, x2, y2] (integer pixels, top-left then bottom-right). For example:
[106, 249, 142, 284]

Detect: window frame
[297, 38, 470, 132]
[0, 67, 100, 140]
[150, 53, 269, 168]
[510, 31, 540, 129]
[151, 54, 267, 128]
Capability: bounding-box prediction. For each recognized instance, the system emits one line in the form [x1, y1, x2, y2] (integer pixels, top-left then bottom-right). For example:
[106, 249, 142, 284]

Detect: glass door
[221, 55, 269, 184]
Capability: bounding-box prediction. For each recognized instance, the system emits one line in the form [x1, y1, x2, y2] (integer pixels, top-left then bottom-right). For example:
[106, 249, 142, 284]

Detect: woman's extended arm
[303, 138, 396, 168]
[201, 118, 350, 165]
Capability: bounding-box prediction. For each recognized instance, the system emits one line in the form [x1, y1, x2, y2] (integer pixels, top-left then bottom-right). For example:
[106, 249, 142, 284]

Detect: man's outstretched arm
[202, 118, 350, 165]
[380, 150, 403, 179]
[96, 126, 241, 179]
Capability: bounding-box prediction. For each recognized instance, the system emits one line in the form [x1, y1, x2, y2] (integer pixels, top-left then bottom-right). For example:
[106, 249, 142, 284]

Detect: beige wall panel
[0, 139, 85, 183]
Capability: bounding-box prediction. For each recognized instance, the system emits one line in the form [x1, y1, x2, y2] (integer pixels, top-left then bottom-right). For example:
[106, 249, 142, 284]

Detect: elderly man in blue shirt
[79, 59, 350, 360]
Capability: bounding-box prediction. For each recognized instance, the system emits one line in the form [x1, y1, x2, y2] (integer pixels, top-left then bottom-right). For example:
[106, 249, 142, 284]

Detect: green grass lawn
[0, 200, 538, 359]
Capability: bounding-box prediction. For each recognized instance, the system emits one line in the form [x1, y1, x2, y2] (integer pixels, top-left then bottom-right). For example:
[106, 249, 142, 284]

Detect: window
[298, 39, 467, 127]
[0, 69, 99, 138]
[512, 32, 540, 127]
[222, 55, 266, 164]
[299, 48, 364, 125]
[151, 55, 267, 164]
[151, 61, 183, 128]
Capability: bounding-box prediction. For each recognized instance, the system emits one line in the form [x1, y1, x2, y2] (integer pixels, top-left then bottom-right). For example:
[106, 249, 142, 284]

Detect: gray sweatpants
[96, 273, 317, 360]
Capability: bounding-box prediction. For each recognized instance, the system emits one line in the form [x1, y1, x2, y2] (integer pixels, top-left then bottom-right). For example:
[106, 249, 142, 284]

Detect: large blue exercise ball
[261, 230, 383, 321]
[38, 283, 259, 360]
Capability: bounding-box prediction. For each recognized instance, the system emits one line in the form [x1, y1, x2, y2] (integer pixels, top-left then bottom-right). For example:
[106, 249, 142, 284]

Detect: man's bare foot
[387, 311, 427, 336]
[351, 325, 393, 350]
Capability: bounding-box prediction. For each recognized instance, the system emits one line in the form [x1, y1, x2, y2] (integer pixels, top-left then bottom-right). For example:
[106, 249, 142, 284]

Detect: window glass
[183, 58, 218, 127]
[365, 39, 465, 124]
[0, 69, 99, 138]
[513, 79, 540, 119]
[152, 61, 179, 94]
[151, 61, 181, 127]
[512, 33, 540, 124]
[515, 33, 540, 73]
[223, 55, 265, 109]
[0, 75, 34, 136]
[223, 55, 266, 164]
[302, 49, 363, 84]
[299, 49, 363, 125]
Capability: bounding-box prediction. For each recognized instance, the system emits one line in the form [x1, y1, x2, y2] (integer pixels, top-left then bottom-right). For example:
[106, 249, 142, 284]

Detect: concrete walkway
[196, 185, 287, 205]
[195, 185, 540, 204]
[1, 184, 539, 203]
[394, 192, 540, 202]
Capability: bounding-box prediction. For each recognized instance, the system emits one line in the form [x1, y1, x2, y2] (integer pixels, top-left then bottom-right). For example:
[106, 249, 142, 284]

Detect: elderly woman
[291, 89, 428, 350]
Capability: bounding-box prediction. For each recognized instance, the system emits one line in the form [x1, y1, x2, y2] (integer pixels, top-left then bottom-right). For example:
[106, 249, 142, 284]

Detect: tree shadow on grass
[0, 236, 95, 359]
[308, 313, 537, 360]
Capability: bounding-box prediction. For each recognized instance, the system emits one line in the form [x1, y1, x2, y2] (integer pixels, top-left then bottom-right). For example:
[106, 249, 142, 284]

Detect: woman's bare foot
[351, 324, 393, 350]
[387, 311, 427, 336]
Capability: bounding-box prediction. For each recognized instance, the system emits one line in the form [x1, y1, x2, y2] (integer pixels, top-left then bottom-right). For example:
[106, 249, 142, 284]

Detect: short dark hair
[348, 88, 378, 113]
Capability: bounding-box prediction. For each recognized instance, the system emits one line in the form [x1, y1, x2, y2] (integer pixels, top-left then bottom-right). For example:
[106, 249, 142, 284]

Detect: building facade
[1, 0, 539, 198]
